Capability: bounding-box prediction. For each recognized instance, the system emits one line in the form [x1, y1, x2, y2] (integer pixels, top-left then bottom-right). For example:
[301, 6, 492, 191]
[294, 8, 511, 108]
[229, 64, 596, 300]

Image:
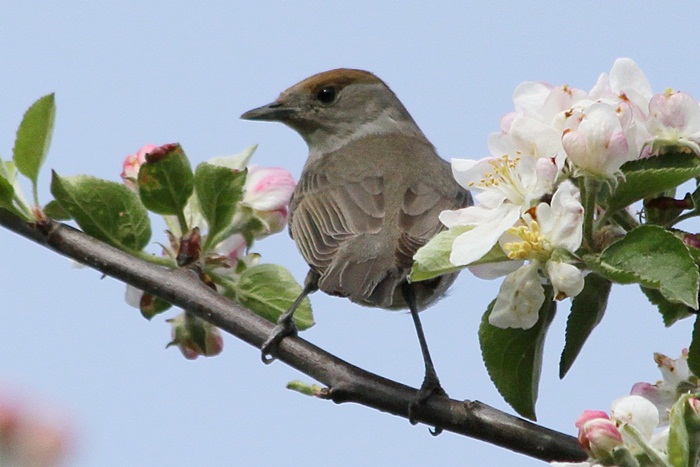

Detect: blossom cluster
[120, 144, 296, 359]
[553, 350, 700, 467]
[440, 58, 700, 329]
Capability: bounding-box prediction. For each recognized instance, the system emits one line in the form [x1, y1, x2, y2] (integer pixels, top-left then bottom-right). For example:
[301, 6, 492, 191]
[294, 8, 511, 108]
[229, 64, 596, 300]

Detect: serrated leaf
[689, 316, 700, 379]
[12, 93, 56, 189]
[668, 394, 692, 467]
[606, 152, 700, 213]
[50, 172, 151, 252]
[235, 264, 314, 330]
[479, 287, 556, 420]
[411, 226, 510, 282]
[559, 274, 611, 378]
[138, 144, 193, 216]
[585, 225, 699, 308]
[641, 286, 695, 327]
[194, 162, 246, 245]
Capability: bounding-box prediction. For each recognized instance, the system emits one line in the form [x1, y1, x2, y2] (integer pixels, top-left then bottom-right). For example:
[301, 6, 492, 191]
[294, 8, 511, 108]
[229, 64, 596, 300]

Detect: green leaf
[50, 172, 151, 252]
[668, 394, 692, 467]
[194, 162, 246, 246]
[42, 199, 72, 220]
[585, 225, 699, 308]
[411, 226, 509, 282]
[137, 144, 193, 216]
[559, 274, 612, 378]
[605, 151, 700, 213]
[12, 94, 56, 192]
[689, 316, 700, 379]
[479, 287, 556, 420]
[641, 286, 695, 327]
[235, 264, 314, 330]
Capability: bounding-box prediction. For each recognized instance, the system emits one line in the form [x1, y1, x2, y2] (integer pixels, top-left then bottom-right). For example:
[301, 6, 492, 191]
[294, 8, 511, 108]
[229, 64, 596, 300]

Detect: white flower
[441, 154, 557, 267]
[488, 180, 584, 328]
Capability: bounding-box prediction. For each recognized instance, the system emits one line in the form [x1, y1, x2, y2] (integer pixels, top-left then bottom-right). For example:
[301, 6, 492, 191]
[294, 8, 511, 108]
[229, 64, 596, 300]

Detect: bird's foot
[260, 315, 297, 364]
[408, 372, 446, 436]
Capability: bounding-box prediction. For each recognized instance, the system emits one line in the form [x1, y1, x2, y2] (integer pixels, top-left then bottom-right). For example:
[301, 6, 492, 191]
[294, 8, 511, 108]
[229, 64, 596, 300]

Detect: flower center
[503, 220, 551, 262]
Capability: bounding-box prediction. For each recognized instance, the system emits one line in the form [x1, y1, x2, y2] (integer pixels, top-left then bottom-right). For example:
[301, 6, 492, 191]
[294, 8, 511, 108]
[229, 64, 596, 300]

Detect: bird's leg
[261, 270, 319, 364]
[402, 283, 446, 433]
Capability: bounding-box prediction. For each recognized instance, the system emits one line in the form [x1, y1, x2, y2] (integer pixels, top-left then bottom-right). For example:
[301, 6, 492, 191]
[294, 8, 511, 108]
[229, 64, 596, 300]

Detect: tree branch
[0, 208, 587, 463]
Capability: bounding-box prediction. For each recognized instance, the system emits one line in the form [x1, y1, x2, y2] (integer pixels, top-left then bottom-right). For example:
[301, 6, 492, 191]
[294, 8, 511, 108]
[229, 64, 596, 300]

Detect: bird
[240, 68, 472, 422]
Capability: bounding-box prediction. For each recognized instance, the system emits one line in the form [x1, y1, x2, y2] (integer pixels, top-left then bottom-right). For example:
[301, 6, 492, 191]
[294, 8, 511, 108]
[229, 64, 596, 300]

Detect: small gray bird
[241, 69, 472, 419]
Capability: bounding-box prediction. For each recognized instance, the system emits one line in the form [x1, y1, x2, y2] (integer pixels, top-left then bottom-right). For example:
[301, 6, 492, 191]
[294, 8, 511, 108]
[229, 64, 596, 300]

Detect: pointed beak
[240, 101, 297, 122]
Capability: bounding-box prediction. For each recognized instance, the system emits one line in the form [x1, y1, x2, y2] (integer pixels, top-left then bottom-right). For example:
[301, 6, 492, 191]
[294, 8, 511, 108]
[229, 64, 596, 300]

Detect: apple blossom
[489, 180, 584, 328]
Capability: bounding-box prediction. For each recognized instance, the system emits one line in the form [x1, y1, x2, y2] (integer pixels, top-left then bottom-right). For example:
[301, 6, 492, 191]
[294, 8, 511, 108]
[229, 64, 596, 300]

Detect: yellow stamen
[503, 220, 550, 261]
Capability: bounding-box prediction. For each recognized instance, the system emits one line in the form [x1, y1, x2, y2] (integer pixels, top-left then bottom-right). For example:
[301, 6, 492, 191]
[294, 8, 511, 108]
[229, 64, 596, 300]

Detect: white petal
[546, 261, 584, 298]
[449, 205, 521, 266]
[469, 260, 523, 280]
[611, 395, 659, 441]
[489, 263, 545, 329]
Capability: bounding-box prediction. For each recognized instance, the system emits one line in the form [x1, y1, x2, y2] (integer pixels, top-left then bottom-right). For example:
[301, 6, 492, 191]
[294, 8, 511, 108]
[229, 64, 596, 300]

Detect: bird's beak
[240, 101, 297, 122]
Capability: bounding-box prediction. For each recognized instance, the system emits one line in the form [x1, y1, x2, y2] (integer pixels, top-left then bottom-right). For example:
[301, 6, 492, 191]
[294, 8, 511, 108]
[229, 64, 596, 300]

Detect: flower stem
[581, 177, 598, 251]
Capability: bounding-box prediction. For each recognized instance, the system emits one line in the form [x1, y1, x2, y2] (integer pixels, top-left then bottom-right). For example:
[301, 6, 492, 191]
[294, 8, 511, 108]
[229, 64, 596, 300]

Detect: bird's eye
[316, 86, 337, 104]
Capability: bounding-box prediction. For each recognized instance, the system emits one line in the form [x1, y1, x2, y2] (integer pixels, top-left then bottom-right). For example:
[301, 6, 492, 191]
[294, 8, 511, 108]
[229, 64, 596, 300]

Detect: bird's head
[241, 68, 425, 154]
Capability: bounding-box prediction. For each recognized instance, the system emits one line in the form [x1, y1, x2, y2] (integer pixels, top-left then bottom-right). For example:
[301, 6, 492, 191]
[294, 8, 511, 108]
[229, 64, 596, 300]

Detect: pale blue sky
[1, 2, 698, 466]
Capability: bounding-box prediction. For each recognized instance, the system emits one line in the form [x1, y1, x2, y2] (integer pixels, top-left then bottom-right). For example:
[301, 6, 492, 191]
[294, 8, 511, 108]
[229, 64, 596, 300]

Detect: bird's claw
[260, 320, 297, 364]
[408, 375, 446, 435]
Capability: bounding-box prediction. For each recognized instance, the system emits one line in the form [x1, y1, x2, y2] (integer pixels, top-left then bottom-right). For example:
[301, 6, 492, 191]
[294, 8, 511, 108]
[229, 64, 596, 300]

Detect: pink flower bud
[575, 411, 623, 461]
[120, 144, 157, 191]
[243, 166, 296, 212]
[562, 103, 634, 177]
